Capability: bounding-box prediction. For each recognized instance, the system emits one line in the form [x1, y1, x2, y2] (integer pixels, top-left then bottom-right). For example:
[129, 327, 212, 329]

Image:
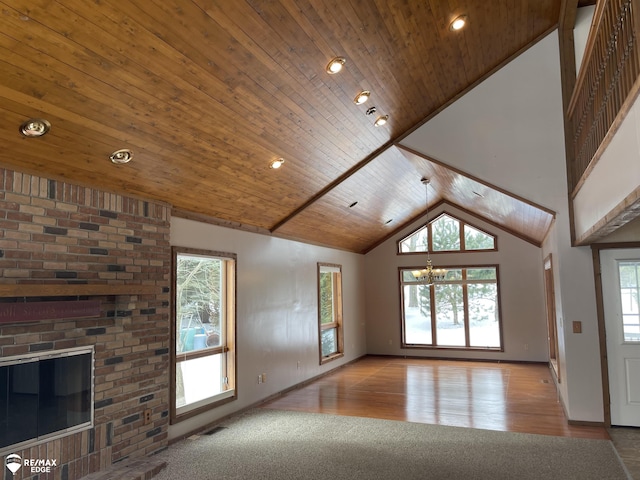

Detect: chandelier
[412, 178, 447, 285]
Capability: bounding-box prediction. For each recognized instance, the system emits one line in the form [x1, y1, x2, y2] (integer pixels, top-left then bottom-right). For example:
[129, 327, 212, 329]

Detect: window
[432, 215, 461, 251]
[618, 261, 640, 342]
[318, 263, 344, 364]
[171, 247, 236, 422]
[399, 213, 496, 253]
[464, 224, 496, 250]
[400, 266, 502, 350]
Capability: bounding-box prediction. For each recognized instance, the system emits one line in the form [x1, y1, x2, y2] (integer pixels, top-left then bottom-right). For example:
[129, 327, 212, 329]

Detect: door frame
[543, 254, 561, 383]
[591, 241, 640, 427]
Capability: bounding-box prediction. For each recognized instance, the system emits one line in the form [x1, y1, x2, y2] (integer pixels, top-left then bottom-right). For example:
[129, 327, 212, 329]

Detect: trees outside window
[399, 213, 496, 253]
[171, 247, 236, 423]
[401, 266, 502, 350]
[432, 215, 461, 251]
[318, 263, 344, 363]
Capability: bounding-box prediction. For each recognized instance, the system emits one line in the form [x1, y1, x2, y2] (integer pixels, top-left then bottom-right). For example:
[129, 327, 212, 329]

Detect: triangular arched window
[398, 213, 496, 253]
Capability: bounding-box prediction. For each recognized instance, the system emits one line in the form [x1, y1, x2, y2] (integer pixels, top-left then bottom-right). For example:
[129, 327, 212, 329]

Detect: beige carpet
[153, 409, 631, 479]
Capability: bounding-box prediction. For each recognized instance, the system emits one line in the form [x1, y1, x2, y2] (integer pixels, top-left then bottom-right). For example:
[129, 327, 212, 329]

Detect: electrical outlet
[262, 373, 267, 383]
[258, 374, 262, 384]
[143, 408, 152, 425]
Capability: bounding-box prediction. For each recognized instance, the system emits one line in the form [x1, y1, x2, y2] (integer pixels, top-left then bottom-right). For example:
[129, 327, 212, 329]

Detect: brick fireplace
[0, 168, 171, 479]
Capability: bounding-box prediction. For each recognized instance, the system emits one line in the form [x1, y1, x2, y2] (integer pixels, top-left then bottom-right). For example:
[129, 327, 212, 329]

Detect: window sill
[401, 345, 503, 352]
[320, 352, 344, 365]
[171, 390, 236, 424]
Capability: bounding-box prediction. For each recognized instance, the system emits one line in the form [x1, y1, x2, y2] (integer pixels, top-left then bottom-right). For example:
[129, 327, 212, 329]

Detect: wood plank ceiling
[0, 0, 564, 253]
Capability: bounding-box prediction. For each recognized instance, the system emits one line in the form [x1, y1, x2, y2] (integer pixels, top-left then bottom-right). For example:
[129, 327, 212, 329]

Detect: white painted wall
[541, 222, 603, 421]
[365, 204, 547, 361]
[397, 32, 603, 422]
[169, 217, 367, 440]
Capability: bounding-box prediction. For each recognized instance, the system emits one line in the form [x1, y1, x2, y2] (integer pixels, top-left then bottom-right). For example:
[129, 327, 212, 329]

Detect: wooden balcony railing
[568, 0, 640, 193]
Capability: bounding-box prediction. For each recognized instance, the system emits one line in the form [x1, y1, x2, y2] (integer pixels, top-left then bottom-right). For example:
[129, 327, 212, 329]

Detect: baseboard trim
[368, 353, 548, 365]
[567, 419, 606, 427]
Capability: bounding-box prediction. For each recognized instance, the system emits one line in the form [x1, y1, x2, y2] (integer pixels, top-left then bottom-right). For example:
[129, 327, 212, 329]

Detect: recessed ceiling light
[326, 56, 346, 74]
[374, 115, 389, 127]
[19, 118, 51, 137]
[270, 158, 285, 169]
[354, 90, 371, 105]
[450, 15, 468, 31]
[110, 149, 133, 164]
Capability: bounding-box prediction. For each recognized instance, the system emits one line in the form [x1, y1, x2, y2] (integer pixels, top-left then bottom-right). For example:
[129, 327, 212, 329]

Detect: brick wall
[0, 169, 171, 480]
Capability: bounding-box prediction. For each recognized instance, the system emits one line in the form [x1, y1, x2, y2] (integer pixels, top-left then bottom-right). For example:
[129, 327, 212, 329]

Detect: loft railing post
[558, 0, 580, 243]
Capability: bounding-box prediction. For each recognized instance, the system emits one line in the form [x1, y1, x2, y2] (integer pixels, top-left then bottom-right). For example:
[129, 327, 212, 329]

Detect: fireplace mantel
[0, 284, 160, 297]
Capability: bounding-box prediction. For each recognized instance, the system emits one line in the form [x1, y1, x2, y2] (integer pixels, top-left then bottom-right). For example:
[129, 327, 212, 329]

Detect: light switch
[572, 321, 582, 334]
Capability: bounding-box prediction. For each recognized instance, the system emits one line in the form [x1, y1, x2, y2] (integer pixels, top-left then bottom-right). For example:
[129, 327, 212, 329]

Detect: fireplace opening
[0, 346, 94, 454]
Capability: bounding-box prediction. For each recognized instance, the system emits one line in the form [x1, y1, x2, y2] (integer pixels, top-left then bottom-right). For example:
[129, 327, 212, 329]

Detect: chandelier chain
[411, 177, 446, 285]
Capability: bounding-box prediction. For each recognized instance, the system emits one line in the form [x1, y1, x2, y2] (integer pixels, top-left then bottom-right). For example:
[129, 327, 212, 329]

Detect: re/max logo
[24, 459, 58, 467]
[4, 455, 58, 475]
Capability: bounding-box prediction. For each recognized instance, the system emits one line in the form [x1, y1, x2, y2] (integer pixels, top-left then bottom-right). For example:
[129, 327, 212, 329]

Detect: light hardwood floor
[262, 356, 609, 439]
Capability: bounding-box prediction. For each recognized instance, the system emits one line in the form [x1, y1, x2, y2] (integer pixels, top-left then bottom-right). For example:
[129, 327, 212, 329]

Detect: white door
[601, 248, 640, 426]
